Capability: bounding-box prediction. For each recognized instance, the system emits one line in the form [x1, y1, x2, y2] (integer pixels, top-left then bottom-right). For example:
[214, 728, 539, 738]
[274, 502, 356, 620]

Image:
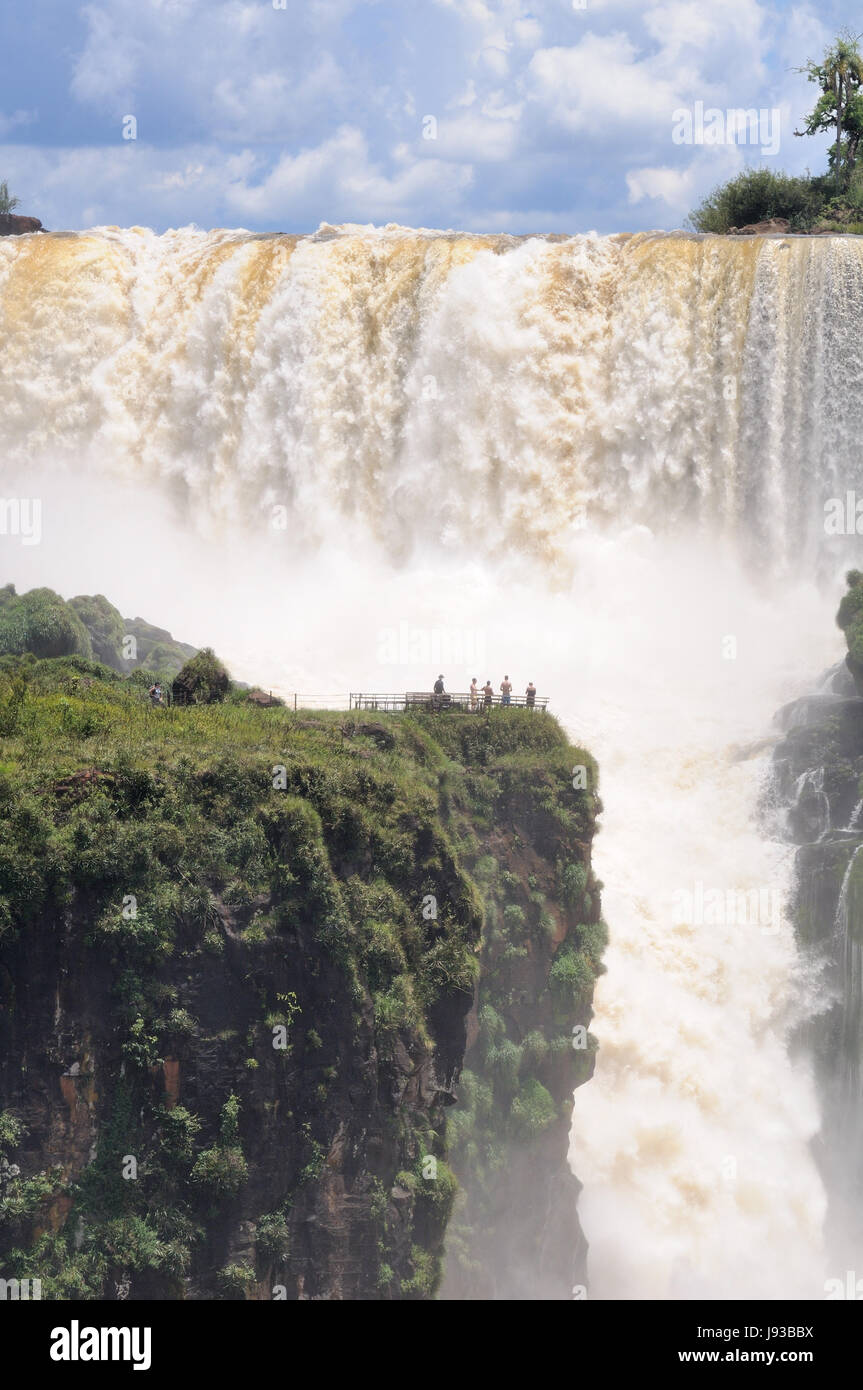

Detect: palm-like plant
[796, 31, 863, 189]
[0, 181, 21, 215]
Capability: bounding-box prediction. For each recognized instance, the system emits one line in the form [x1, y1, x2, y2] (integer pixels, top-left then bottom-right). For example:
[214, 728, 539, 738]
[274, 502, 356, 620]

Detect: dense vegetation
[0, 632, 602, 1298]
[837, 569, 863, 694]
[0, 584, 196, 679]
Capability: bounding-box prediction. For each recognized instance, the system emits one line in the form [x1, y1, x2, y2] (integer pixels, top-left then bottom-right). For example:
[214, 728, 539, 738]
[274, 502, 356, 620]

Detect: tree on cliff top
[172, 647, 231, 704]
[0, 181, 20, 214]
[795, 31, 863, 190]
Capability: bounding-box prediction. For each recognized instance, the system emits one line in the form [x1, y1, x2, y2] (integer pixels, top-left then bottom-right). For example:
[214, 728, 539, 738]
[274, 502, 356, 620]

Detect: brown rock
[0, 213, 44, 236]
[729, 217, 790, 235]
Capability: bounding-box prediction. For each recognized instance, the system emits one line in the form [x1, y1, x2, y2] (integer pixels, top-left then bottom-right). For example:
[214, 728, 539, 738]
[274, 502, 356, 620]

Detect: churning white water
[1, 223, 858, 1297]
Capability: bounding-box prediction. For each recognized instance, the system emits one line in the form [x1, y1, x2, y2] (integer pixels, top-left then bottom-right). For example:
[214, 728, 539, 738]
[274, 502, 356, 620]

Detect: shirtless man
[500, 675, 512, 706]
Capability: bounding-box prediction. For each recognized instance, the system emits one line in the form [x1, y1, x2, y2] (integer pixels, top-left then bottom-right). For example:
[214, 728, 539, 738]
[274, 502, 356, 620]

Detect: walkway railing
[348, 691, 548, 713]
[166, 690, 547, 713]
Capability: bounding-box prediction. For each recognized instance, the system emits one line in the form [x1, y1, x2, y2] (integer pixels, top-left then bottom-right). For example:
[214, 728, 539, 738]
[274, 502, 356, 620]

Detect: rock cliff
[0, 609, 601, 1299]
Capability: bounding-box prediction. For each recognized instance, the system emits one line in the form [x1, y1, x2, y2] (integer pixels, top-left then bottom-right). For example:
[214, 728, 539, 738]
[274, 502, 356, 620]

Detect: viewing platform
[348, 691, 549, 713]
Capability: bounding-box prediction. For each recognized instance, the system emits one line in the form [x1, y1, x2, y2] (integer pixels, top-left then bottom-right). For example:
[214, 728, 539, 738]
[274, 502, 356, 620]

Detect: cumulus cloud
[0, 0, 847, 232]
[529, 32, 689, 134]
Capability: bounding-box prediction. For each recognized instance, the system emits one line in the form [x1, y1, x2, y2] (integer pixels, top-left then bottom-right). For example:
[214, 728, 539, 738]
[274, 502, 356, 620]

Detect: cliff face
[0, 647, 600, 1300]
[435, 718, 601, 1299]
[772, 575, 863, 1264]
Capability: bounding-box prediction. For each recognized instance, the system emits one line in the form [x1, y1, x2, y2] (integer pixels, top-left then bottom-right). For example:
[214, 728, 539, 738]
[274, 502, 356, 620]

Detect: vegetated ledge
[0, 647, 603, 1300]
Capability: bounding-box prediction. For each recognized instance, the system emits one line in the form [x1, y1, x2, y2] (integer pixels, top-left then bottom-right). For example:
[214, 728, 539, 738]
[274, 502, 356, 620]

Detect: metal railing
[349, 691, 548, 713]
[161, 690, 547, 714]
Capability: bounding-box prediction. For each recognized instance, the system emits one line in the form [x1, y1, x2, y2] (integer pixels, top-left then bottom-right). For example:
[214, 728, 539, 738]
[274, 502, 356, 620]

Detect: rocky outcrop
[0, 653, 601, 1301]
[729, 217, 791, 235]
[771, 644, 863, 1266]
[0, 214, 43, 236]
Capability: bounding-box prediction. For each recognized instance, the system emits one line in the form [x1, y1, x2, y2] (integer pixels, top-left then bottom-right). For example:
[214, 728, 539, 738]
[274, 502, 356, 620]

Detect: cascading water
[2, 224, 861, 1298]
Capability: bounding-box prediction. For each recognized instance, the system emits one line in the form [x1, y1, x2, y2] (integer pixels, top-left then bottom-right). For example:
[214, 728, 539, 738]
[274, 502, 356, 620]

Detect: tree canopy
[795, 30, 863, 189]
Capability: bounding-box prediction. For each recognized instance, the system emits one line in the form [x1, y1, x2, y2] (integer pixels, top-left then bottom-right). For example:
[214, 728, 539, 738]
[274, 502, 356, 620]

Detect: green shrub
[0, 587, 92, 660]
[837, 570, 863, 691]
[549, 946, 594, 1001]
[219, 1094, 241, 1143]
[688, 168, 824, 232]
[217, 1261, 255, 1297]
[0, 1111, 23, 1156]
[502, 903, 526, 936]
[560, 861, 587, 909]
[257, 1211, 290, 1260]
[158, 1106, 202, 1163]
[173, 648, 231, 704]
[190, 1145, 247, 1197]
[68, 594, 126, 669]
[509, 1078, 557, 1141]
[0, 674, 27, 736]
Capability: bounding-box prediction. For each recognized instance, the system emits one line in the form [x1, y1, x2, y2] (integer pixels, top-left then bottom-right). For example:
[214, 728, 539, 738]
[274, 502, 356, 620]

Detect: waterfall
[2, 223, 860, 1298]
[834, 847, 863, 1155]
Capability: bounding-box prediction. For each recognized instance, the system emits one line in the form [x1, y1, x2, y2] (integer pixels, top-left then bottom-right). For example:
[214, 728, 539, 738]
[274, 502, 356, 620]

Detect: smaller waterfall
[774, 680, 863, 1274]
[834, 845, 863, 1150]
[845, 800, 863, 833]
[791, 766, 832, 842]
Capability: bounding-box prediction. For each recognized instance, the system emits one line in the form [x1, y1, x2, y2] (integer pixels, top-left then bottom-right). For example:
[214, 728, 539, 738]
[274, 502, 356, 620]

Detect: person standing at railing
[500, 675, 512, 706]
[525, 681, 536, 708]
[482, 679, 493, 710]
[469, 677, 479, 712]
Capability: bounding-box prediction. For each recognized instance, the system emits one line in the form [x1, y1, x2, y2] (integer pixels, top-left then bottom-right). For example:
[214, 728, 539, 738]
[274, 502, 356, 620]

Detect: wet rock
[0, 214, 43, 236]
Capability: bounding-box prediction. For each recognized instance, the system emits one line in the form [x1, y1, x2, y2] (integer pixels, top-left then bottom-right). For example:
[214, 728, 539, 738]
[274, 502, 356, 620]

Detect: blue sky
[0, 0, 852, 233]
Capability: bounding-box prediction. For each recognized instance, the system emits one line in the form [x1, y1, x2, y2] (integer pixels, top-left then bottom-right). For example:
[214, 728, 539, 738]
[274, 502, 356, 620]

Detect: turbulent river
[3, 224, 862, 1297]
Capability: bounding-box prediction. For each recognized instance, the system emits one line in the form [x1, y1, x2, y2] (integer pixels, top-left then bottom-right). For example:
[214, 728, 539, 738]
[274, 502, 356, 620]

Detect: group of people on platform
[431, 675, 538, 710]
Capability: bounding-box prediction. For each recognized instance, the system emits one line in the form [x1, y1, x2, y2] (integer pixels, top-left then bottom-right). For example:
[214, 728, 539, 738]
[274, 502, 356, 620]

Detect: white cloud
[626, 146, 744, 216]
[0, 110, 36, 137]
[225, 126, 473, 222]
[0, 0, 830, 235]
[529, 32, 688, 133]
[626, 164, 697, 209]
